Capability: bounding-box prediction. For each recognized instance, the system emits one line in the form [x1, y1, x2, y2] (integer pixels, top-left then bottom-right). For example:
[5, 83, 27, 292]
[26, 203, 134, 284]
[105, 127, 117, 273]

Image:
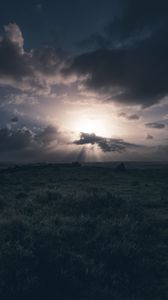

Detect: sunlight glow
[77, 118, 105, 135]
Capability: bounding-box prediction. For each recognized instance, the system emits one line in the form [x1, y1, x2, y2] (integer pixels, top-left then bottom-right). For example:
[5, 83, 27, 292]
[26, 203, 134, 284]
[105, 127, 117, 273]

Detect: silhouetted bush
[115, 162, 127, 172]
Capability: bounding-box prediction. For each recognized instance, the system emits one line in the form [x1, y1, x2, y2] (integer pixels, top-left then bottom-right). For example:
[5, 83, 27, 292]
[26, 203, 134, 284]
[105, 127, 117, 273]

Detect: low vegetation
[0, 164, 167, 300]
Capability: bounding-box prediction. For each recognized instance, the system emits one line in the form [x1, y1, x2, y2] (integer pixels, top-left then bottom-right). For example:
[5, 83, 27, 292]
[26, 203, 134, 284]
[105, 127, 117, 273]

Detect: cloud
[0, 127, 33, 152]
[0, 23, 68, 95]
[31, 47, 66, 76]
[2, 5, 168, 109]
[0, 125, 64, 153]
[0, 124, 85, 162]
[146, 134, 154, 140]
[4, 23, 24, 51]
[63, 0, 168, 107]
[118, 112, 140, 120]
[145, 122, 165, 129]
[0, 24, 30, 82]
[73, 132, 140, 153]
[35, 125, 61, 146]
[79, 0, 168, 50]
[1, 1, 168, 110]
[0, 126, 166, 162]
[104, 0, 168, 47]
[11, 116, 19, 123]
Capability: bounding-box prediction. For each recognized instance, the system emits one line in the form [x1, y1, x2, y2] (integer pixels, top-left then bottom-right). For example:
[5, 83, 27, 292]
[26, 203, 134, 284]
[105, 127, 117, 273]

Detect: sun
[66, 112, 111, 137]
[77, 118, 104, 135]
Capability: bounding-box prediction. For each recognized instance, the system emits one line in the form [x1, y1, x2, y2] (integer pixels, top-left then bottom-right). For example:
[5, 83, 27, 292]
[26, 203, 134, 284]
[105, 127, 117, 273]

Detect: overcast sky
[0, 0, 168, 162]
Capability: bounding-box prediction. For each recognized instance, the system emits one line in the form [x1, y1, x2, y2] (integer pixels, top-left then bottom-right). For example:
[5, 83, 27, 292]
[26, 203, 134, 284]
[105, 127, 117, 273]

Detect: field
[0, 163, 167, 300]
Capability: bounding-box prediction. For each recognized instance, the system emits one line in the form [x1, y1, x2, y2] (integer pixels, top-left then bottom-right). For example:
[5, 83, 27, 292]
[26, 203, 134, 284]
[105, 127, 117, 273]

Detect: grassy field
[0, 164, 167, 300]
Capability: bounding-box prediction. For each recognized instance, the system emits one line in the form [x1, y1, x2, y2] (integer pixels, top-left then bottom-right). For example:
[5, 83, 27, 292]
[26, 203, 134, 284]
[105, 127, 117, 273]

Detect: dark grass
[0, 164, 167, 299]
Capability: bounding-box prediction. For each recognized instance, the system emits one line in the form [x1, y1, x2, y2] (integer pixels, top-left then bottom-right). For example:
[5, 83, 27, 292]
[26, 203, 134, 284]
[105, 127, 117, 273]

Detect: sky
[0, 0, 168, 162]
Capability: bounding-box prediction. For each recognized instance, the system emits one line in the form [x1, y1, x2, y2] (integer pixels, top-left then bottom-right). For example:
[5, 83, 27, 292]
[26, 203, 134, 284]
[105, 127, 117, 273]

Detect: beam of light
[76, 144, 103, 162]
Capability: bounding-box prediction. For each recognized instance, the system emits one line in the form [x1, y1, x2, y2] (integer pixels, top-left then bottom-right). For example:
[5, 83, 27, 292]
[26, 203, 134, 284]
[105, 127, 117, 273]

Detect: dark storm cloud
[1, 0, 168, 108]
[145, 122, 165, 129]
[104, 0, 168, 47]
[127, 114, 140, 121]
[35, 125, 60, 145]
[0, 24, 30, 79]
[0, 127, 33, 152]
[118, 112, 140, 120]
[73, 132, 139, 153]
[11, 116, 19, 123]
[146, 134, 154, 140]
[31, 47, 67, 76]
[0, 124, 85, 162]
[80, 0, 167, 50]
[63, 0, 168, 107]
[0, 125, 62, 153]
[0, 23, 68, 93]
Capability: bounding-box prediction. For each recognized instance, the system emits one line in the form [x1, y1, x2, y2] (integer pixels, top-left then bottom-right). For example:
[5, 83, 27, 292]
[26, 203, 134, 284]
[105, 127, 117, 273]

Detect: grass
[0, 164, 167, 299]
